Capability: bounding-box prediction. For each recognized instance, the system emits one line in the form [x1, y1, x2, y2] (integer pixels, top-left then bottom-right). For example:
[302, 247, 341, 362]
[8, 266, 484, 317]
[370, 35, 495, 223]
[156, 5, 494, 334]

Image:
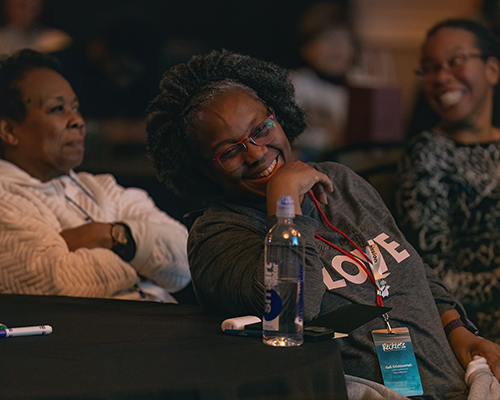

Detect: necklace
[63, 175, 98, 222]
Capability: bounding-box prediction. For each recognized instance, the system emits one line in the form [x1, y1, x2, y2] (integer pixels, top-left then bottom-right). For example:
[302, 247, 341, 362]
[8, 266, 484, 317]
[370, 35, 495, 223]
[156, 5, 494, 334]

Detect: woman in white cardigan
[0, 49, 190, 301]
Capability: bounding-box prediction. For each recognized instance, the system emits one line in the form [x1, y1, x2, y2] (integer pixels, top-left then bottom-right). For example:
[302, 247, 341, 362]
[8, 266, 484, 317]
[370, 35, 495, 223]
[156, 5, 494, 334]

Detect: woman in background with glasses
[147, 49, 500, 399]
[397, 19, 500, 344]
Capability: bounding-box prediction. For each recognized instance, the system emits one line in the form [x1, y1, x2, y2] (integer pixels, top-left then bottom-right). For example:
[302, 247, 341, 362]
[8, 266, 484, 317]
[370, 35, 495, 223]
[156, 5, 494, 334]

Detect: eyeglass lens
[416, 53, 482, 77]
[218, 115, 276, 171]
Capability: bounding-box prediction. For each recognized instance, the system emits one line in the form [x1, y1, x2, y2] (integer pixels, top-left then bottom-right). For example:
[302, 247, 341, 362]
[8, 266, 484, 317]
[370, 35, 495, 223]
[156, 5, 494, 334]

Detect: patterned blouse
[396, 130, 500, 343]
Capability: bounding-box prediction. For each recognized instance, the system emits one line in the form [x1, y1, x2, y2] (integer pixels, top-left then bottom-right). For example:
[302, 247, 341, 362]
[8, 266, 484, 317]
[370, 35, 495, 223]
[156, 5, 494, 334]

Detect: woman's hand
[448, 327, 500, 380]
[60, 222, 114, 251]
[266, 160, 333, 215]
[442, 309, 500, 380]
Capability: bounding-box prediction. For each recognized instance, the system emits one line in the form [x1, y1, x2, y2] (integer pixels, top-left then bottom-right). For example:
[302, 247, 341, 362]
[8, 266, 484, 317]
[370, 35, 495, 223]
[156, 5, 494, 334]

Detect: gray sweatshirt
[188, 161, 468, 400]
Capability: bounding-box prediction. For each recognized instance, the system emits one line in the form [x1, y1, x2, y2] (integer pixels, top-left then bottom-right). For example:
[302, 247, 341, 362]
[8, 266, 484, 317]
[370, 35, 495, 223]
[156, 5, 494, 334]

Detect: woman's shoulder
[400, 130, 455, 170]
[72, 171, 117, 187]
[192, 199, 267, 232]
[405, 130, 444, 153]
[309, 161, 387, 204]
[309, 161, 371, 188]
[308, 160, 354, 176]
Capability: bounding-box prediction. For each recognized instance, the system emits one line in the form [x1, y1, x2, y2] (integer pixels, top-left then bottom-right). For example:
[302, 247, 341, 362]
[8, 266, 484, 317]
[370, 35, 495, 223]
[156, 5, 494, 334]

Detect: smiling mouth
[250, 157, 278, 179]
[439, 90, 463, 107]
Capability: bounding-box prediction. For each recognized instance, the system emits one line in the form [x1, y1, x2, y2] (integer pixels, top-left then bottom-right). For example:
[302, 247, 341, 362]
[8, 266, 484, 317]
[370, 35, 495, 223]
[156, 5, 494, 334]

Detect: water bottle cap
[276, 195, 295, 218]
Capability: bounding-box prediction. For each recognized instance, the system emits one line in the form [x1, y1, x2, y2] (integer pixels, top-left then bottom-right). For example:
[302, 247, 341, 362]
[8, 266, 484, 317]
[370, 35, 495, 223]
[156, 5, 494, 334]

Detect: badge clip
[383, 313, 395, 334]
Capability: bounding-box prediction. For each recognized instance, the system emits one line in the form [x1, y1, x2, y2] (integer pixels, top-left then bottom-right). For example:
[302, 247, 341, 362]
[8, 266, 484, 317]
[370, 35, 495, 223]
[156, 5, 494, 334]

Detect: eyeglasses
[213, 114, 277, 171]
[415, 52, 486, 78]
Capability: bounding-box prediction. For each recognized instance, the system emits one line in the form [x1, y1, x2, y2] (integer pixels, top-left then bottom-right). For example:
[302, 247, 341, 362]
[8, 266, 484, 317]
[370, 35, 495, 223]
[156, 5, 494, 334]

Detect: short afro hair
[0, 49, 66, 122]
[146, 49, 306, 200]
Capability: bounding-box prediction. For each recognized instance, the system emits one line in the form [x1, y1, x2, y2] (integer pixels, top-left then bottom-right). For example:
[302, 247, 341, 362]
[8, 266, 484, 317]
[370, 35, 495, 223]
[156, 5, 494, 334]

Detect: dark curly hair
[0, 48, 66, 122]
[146, 49, 306, 200]
[426, 19, 500, 60]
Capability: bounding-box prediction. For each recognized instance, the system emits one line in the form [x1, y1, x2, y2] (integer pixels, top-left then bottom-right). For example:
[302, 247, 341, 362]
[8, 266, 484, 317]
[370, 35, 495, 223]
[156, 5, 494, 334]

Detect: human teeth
[255, 158, 277, 178]
[440, 91, 462, 106]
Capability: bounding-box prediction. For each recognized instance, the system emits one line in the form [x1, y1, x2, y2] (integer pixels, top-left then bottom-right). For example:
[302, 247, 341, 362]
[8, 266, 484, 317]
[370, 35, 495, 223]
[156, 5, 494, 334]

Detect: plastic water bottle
[263, 195, 304, 347]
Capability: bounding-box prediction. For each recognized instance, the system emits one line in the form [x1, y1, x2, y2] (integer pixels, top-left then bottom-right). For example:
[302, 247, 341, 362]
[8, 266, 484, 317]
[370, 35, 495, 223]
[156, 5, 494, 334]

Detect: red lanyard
[308, 190, 384, 307]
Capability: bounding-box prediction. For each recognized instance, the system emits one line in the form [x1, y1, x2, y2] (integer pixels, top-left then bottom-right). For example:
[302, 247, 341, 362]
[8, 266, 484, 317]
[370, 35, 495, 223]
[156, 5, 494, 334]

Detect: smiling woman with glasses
[147, 49, 500, 399]
[397, 18, 500, 346]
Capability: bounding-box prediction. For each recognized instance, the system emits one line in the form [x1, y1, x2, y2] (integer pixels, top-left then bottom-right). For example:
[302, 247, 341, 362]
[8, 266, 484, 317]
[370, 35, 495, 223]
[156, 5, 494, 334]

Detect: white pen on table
[0, 325, 53, 338]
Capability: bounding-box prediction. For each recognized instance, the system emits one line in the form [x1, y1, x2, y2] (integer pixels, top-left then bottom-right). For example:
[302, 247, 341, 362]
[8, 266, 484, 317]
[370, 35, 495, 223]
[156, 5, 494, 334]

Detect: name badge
[372, 327, 423, 396]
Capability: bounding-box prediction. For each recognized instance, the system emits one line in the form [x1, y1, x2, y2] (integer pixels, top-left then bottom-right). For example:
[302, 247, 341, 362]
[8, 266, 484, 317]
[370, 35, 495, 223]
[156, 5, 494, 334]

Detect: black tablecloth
[0, 294, 347, 400]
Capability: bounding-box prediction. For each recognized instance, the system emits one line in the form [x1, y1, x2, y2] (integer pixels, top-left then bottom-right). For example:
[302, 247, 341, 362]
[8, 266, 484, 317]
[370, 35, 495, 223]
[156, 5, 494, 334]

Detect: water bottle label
[264, 262, 280, 330]
[264, 289, 282, 318]
[297, 263, 304, 324]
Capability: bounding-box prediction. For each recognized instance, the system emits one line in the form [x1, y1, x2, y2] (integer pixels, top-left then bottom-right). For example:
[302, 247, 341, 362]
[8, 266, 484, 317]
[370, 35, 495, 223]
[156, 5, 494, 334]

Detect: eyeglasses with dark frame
[212, 112, 277, 171]
[415, 52, 486, 78]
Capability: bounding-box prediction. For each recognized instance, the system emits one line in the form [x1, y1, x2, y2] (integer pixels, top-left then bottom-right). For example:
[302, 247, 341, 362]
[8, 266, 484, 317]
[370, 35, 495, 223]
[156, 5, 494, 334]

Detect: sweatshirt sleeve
[423, 261, 466, 317]
[187, 207, 266, 317]
[188, 203, 324, 321]
[89, 174, 190, 292]
[0, 191, 138, 297]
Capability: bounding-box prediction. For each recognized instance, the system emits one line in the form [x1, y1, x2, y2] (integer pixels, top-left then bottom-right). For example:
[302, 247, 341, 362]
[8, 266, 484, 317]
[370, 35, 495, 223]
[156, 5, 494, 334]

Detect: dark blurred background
[42, 0, 327, 69]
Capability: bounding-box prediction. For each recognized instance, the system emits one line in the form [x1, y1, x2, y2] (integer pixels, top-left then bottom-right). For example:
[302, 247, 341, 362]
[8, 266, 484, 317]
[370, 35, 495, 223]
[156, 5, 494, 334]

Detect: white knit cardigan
[0, 160, 190, 300]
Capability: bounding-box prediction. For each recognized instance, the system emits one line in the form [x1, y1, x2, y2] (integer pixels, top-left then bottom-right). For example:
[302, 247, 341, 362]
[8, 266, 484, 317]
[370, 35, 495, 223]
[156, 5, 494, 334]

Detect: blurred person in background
[407, 2, 500, 139]
[397, 19, 500, 344]
[0, 49, 190, 301]
[0, 0, 71, 55]
[290, 1, 359, 162]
